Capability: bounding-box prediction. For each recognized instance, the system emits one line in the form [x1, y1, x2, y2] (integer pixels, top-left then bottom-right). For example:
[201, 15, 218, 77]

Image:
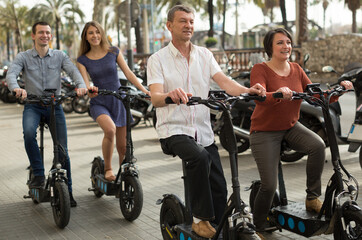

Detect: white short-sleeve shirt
[147, 42, 222, 147]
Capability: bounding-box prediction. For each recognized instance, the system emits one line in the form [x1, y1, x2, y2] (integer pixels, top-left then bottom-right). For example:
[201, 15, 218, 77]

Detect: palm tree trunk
[135, 17, 143, 53]
[56, 17, 60, 49]
[208, 0, 214, 37]
[297, 0, 308, 45]
[280, 0, 289, 31]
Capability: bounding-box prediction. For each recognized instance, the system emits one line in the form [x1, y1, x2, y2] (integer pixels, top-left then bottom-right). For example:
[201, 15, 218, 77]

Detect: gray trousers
[250, 122, 325, 231]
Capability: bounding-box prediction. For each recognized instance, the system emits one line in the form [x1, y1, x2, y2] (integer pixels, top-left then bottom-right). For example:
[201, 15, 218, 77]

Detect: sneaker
[29, 176, 45, 188]
[69, 192, 77, 207]
[305, 198, 322, 213]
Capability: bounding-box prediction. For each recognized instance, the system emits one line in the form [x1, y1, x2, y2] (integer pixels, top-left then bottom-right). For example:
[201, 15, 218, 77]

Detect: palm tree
[251, 0, 280, 23]
[93, 0, 111, 26]
[297, 0, 308, 45]
[28, 0, 85, 50]
[345, 0, 361, 33]
[0, 0, 29, 53]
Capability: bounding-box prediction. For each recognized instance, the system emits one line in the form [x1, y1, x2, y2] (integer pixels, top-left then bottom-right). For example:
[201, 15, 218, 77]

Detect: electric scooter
[88, 86, 143, 221]
[248, 83, 362, 239]
[157, 91, 266, 240]
[23, 89, 77, 228]
[323, 62, 362, 168]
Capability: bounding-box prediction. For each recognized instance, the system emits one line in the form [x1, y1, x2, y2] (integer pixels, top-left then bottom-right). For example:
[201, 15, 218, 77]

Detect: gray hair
[167, 5, 195, 22]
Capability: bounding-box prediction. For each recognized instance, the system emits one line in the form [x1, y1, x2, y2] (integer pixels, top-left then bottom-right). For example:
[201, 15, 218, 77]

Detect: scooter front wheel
[119, 175, 143, 221]
[91, 157, 104, 198]
[159, 196, 185, 240]
[333, 208, 362, 240]
[51, 181, 71, 229]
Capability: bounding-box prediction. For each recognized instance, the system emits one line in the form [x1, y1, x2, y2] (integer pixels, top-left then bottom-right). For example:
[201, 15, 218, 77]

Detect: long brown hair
[78, 21, 111, 57]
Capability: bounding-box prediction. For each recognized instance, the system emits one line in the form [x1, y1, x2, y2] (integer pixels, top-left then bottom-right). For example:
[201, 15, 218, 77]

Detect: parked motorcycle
[119, 68, 155, 128]
[0, 76, 21, 103]
[61, 75, 76, 113]
[322, 62, 362, 168]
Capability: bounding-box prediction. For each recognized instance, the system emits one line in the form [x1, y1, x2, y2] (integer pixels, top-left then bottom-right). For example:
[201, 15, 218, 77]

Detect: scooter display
[88, 86, 143, 221]
[322, 63, 362, 168]
[157, 91, 265, 240]
[248, 83, 362, 239]
[23, 89, 78, 228]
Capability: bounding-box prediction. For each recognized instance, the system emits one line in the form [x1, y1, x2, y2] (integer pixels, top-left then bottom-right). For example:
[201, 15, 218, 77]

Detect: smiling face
[86, 25, 102, 47]
[167, 10, 194, 42]
[31, 24, 52, 48]
[271, 33, 292, 61]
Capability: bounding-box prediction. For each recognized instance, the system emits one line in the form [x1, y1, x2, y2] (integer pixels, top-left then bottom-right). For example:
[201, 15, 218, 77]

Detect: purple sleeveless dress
[77, 47, 126, 127]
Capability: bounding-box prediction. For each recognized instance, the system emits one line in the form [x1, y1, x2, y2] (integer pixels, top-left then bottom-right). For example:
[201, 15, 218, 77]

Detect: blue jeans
[22, 103, 73, 193]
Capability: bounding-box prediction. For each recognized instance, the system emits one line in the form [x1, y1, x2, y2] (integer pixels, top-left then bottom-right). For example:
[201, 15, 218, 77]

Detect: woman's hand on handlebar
[276, 87, 293, 100]
[167, 88, 192, 105]
[87, 86, 98, 98]
[340, 80, 353, 90]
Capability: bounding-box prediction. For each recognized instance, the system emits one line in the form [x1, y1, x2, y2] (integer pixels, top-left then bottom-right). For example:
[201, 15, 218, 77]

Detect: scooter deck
[94, 174, 119, 196]
[175, 223, 224, 240]
[28, 187, 50, 203]
[271, 201, 329, 237]
[175, 223, 210, 240]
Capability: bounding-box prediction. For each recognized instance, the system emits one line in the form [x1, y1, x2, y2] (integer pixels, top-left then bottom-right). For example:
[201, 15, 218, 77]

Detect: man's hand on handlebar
[248, 83, 266, 96]
[76, 87, 88, 97]
[167, 88, 192, 105]
[340, 80, 353, 90]
[13, 88, 27, 99]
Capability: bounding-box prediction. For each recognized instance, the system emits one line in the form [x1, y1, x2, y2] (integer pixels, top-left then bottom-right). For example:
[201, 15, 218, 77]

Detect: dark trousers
[160, 135, 227, 224]
[250, 122, 325, 231]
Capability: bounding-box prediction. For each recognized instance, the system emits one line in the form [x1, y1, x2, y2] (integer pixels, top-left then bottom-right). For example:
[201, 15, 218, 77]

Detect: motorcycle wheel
[119, 175, 143, 221]
[62, 98, 73, 113]
[333, 208, 362, 240]
[51, 181, 71, 229]
[72, 95, 89, 114]
[280, 150, 306, 163]
[130, 116, 141, 128]
[90, 157, 104, 198]
[159, 196, 185, 240]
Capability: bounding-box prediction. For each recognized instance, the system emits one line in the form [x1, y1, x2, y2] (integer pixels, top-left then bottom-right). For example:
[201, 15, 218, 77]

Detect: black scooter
[248, 83, 362, 239]
[157, 91, 265, 240]
[322, 62, 362, 168]
[88, 86, 143, 221]
[23, 89, 77, 228]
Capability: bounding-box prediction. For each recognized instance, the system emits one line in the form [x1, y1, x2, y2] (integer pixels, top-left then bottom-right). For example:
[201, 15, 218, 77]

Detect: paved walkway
[0, 100, 361, 240]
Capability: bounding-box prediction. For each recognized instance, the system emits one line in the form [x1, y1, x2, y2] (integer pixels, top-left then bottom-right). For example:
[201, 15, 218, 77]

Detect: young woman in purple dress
[77, 21, 149, 181]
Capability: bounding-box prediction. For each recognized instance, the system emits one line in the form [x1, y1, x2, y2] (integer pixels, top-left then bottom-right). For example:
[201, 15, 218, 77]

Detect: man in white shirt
[147, 5, 265, 238]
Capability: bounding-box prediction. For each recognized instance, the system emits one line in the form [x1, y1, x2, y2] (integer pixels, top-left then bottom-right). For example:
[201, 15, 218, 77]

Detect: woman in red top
[249, 28, 353, 238]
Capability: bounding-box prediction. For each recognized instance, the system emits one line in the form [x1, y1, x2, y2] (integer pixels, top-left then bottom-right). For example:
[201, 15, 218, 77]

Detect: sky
[22, 0, 361, 36]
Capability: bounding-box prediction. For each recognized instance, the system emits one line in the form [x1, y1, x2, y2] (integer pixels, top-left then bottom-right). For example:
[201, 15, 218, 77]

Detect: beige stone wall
[302, 34, 362, 83]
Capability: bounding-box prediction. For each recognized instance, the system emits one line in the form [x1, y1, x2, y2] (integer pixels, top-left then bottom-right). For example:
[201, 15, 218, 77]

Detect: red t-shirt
[250, 62, 311, 133]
